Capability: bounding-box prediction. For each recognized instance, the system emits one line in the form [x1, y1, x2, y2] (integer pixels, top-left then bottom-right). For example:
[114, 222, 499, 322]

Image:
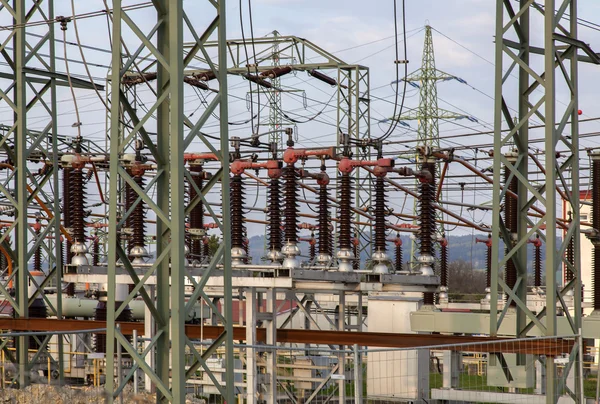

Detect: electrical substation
[0, 0, 598, 403]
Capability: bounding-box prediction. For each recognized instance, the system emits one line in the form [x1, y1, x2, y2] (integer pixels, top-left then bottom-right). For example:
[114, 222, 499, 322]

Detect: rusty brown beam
[0, 318, 573, 356]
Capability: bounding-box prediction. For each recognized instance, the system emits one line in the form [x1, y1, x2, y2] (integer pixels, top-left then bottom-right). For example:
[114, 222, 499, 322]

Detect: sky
[2, 0, 600, 247]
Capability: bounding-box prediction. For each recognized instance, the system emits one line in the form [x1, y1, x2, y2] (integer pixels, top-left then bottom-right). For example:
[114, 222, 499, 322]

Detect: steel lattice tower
[393, 26, 468, 154]
[393, 26, 468, 268]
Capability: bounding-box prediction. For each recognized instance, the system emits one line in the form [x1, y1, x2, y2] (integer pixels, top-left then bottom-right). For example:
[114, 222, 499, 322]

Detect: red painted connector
[230, 159, 282, 175]
[283, 147, 337, 164]
[298, 169, 330, 186]
[527, 237, 542, 248]
[476, 237, 493, 248]
[338, 157, 394, 175]
[184, 153, 218, 162]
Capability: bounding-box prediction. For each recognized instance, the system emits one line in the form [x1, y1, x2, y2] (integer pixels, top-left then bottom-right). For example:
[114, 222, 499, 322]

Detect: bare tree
[448, 259, 487, 295]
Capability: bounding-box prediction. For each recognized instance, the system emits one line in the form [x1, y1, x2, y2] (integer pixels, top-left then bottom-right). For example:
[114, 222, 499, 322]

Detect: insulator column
[282, 165, 300, 269]
[129, 172, 148, 264]
[534, 235, 542, 288]
[230, 174, 246, 265]
[592, 152, 600, 311]
[33, 222, 42, 272]
[439, 236, 448, 302]
[267, 177, 283, 263]
[62, 166, 75, 296]
[372, 176, 390, 274]
[337, 172, 354, 271]
[62, 167, 73, 265]
[188, 165, 205, 262]
[70, 166, 88, 265]
[566, 225, 576, 300]
[486, 235, 492, 291]
[504, 154, 518, 306]
[92, 234, 100, 266]
[202, 237, 210, 258]
[353, 234, 360, 271]
[394, 235, 403, 272]
[419, 159, 436, 305]
[316, 179, 332, 264]
[309, 234, 316, 261]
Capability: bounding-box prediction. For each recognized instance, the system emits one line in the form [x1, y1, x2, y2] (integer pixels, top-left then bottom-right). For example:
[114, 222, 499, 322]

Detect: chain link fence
[0, 329, 594, 403]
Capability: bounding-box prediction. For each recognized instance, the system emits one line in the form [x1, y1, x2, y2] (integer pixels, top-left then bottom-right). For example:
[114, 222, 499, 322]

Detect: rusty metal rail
[0, 318, 573, 356]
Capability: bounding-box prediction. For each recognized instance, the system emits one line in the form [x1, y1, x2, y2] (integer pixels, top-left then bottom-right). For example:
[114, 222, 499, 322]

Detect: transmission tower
[391, 25, 472, 274]
[268, 31, 284, 150]
[393, 25, 470, 152]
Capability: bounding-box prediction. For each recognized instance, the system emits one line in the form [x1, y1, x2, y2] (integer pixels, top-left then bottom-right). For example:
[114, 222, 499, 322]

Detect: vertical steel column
[105, 1, 122, 399]
[543, 3, 558, 400]
[493, 1, 583, 402]
[48, 0, 64, 383]
[218, 1, 235, 399]
[168, 0, 186, 400]
[569, 3, 583, 399]
[14, 0, 29, 386]
[106, 1, 233, 401]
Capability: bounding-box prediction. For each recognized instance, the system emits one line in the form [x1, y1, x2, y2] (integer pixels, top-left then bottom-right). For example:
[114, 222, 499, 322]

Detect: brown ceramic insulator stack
[70, 168, 86, 243]
[486, 241, 492, 289]
[94, 302, 106, 353]
[338, 173, 352, 250]
[309, 240, 316, 261]
[418, 162, 435, 258]
[504, 165, 518, 306]
[374, 177, 387, 252]
[534, 243, 542, 288]
[230, 174, 245, 249]
[243, 234, 250, 264]
[419, 161, 436, 305]
[395, 240, 403, 272]
[268, 178, 282, 253]
[440, 242, 448, 288]
[92, 237, 100, 266]
[353, 235, 359, 270]
[33, 227, 42, 272]
[202, 238, 210, 257]
[593, 157, 600, 310]
[62, 167, 73, 265]
[94, 302, 132, 354]
[318, 183, 332, 256]
[284, 165, 299, 244]
[189, 166, 204, 257]
[131, 175, 146, 250]
[566, 236, 574, 285]
[125, 173, 135, 248]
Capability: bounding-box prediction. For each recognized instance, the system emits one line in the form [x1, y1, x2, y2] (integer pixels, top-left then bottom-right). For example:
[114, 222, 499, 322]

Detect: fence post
[354, 344, 362, 403]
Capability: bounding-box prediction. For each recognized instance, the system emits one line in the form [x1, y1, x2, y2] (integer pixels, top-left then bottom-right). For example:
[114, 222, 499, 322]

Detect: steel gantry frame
[105, 1, 233, 403]
[181, 37, 374, 259]
[0, 0, 104, 387]
[491, 1, 594, 402]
